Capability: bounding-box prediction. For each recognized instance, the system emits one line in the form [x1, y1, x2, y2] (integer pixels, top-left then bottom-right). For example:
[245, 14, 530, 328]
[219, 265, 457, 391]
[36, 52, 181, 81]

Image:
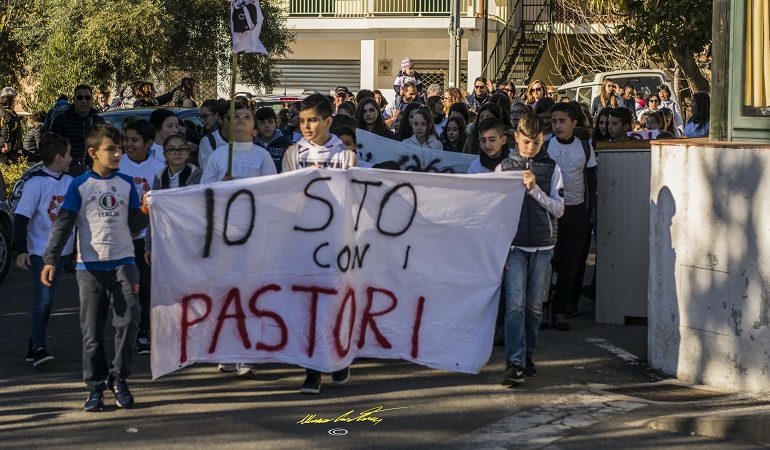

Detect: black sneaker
[332, 367, 350, 385]
[84, 391, 104, 412]
[553, 314, 571, 331]
[25, 341, 34, 362]
[501, 364, 525, 385]
[136, 335, 150, 355]
[300, 371, 321, 394]
[32, 347, 54, 368]
[108, 376, 135, 408]
[524, 358, 537, 377]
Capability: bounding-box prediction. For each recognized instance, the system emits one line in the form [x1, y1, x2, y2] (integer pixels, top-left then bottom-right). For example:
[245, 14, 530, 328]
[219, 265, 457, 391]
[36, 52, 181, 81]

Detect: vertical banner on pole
[227, 0, 269, 175]
[230, 0, 268, 55]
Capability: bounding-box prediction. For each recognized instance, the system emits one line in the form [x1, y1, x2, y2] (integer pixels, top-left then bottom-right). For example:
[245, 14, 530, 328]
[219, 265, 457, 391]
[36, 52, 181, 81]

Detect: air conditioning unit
[378, 59, 392, 76]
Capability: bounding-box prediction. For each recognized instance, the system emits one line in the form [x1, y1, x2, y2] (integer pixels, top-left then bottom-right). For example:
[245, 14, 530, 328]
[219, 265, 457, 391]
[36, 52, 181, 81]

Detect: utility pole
[710, 0, 729, 141]
[448, 0, 463, 88]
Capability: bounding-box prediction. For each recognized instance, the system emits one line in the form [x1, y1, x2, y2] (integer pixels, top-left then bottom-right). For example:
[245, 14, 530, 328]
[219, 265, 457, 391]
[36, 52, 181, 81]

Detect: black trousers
[77, 265, 140, 391]
[133, 239, 152, 336]
[551, 204, 591, 315]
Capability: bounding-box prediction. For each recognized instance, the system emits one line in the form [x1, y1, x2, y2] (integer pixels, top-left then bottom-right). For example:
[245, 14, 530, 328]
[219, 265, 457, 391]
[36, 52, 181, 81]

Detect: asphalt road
[0, 263, 765, 449]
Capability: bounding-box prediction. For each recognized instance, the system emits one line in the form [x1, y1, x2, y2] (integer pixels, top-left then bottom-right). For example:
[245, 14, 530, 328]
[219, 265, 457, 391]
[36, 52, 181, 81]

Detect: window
[729, 0, 770, 141]
[742, 0, 770, 117]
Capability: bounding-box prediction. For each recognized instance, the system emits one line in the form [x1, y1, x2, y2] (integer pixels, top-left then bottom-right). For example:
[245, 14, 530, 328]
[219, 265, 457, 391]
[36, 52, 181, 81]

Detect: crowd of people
[4, 61, 712, 412]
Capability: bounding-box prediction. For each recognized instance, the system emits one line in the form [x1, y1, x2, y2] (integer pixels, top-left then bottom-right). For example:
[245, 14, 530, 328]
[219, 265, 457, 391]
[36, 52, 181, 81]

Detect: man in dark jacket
[0, 87, 23, 164]
[48, 85, 105, 175]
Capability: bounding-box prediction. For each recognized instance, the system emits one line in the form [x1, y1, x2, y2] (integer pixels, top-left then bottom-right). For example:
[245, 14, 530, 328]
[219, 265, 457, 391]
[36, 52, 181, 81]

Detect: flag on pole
[231, 0, 268, 54]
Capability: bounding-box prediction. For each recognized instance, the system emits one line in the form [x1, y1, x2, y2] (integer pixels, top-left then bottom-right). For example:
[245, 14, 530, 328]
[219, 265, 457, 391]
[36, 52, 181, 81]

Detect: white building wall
[649, 141, 770, 394]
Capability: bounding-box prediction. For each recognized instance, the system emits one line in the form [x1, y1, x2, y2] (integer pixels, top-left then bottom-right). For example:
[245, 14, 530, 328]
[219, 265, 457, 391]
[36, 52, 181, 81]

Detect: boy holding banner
[498, 113, 564, 385]
[281, 93, 355, 394]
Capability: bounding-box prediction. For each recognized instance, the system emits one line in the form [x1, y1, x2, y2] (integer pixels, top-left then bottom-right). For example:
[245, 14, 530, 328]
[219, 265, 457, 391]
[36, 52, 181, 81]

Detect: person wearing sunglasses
[47, 85, 106, 176]
[546, 86, 559, 101]
[636, 94, 662, 121]
[464, 76, 492, 113]
[498, 81, 517, 102]
[524, 79, 546, 106]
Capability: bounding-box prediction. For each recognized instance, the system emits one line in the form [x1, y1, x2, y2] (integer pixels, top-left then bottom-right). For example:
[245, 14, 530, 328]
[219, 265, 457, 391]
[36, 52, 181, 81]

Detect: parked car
[0, 171, 13, 283]
[235, 92, 308, 113]
[557, 69, 677, 110]
[99, 107, 204, 132]
[9, 107, 206, 242]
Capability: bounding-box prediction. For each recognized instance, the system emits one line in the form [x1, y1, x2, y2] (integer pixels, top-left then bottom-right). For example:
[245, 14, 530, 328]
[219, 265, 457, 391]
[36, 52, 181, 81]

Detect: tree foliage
[618, 0, 711, 92]
[8, 0, 293, 110]
[550, 0, 711, 94]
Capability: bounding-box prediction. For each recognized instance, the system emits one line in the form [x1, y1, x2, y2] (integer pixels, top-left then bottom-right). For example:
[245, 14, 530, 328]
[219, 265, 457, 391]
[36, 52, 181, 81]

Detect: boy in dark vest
[498, 113, 565, 385]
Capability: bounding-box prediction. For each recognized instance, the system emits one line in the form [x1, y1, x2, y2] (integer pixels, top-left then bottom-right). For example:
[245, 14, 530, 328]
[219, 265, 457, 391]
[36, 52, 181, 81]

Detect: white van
[557, 69, 677, 110]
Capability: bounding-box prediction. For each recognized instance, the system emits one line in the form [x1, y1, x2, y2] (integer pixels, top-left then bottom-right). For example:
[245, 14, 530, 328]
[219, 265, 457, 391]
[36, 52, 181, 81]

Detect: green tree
[11, 0, 293, 109]
[618, 0, 711, 93]
[0, 0, 26, 88]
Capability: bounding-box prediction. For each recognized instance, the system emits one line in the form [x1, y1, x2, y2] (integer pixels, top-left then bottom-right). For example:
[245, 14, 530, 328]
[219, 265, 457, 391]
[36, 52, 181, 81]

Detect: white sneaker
[236, 364, 257, 378]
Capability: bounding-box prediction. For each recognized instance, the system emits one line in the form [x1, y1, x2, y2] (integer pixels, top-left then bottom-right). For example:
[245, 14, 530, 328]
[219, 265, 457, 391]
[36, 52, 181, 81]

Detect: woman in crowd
[427, 95, 445, 135]
[636, 93, 662, 120]
[396, 102, 424, 141]
[172, 78, 200, 107]
[498, 80, 517, 102]
[355, 97, 396, 140]
[591, 79, 618, 116]
[525, 79, 546, 105]
[591, 107, 612, 146]
[440, 116, 467, 152]
[442, 87, 464, 116]
[373, 89, 389, 113]
[683, 92, 710, 138]
[402, 108, 442, 149]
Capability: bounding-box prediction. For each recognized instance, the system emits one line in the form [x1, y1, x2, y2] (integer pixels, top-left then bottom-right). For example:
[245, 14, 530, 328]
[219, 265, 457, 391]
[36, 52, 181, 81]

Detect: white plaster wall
[649, 143, 770, 393]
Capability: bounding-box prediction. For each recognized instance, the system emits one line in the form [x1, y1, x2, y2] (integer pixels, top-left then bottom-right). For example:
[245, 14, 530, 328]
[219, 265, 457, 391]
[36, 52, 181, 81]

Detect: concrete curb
[648, 405, 770, 446]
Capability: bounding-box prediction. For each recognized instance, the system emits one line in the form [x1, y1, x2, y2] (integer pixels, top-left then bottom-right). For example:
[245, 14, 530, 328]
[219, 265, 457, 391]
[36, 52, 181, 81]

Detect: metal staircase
[483, 0, 551, 85]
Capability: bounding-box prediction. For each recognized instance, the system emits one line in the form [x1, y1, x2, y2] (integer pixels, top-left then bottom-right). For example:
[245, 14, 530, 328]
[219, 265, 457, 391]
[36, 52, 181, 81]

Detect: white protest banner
[231, 0, 268, 54]
[148, 168, 525, 379]
[628, 130, 659, 140]
[356, 129, 476, 173]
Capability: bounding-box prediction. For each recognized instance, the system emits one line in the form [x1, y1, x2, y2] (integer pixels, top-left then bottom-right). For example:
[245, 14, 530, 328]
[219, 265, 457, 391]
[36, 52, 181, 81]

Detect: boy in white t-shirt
[13, 132, 75, 367]
[119, 119, 165, 355]
[544, 102, 598, 331]
[201, 104, 277, 183]
[282, 93, 355, 394]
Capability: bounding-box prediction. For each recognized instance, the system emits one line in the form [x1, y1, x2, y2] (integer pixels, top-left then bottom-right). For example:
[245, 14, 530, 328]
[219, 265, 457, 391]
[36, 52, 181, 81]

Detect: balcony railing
[282, 0, 511, 21]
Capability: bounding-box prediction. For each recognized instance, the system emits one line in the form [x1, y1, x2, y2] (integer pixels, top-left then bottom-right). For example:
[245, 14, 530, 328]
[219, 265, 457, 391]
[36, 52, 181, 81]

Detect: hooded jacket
[254, 129, 292, 173]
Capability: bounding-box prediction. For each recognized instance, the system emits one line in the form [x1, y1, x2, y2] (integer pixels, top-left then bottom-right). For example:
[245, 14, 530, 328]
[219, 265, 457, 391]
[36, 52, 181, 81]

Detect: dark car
[99, 107, 204, 134]
[12, 107, 205, 204]
[7, 107, 207, 270]
[0, 171, 13, 283]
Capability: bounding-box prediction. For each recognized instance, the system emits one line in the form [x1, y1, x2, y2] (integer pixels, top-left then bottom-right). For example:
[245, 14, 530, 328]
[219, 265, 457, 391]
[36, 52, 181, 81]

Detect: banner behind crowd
[356, 129, 476, 173]
[147, 168, 525, 379]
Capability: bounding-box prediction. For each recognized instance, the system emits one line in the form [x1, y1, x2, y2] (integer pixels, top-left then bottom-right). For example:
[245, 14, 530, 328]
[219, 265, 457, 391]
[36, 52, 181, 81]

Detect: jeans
[77, 265, 140, 391]
[503, 247, 554, 367]
[29, 255, 62, 350]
